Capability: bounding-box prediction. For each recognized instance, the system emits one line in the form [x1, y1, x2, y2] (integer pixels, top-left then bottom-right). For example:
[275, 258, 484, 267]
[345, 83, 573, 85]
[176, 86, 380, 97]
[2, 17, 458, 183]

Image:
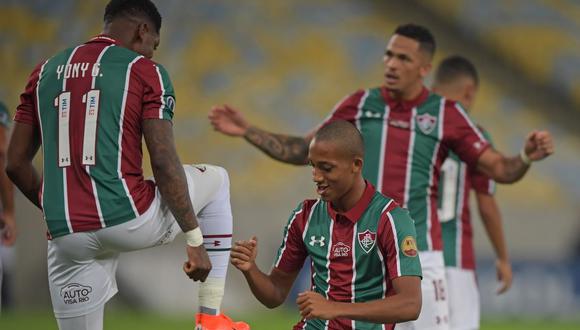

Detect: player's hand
[297, 291, 338, 320]
[496, 259, 513, 294]
[183, 245, 212, 282]
[208, 104, 250, 137]
[230, 236, 258, 273]
[0, 213, 16, 246]
[523, 130, 554, 162]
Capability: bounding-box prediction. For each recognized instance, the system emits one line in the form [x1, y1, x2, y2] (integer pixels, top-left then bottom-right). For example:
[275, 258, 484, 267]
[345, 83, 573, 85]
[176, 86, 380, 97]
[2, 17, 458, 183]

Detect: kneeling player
[231, 121, 422, 329]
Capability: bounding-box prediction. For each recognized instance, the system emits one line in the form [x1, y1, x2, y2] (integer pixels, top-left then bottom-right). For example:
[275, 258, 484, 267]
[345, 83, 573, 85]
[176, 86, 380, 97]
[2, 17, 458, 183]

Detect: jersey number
[54, 90, 100, 167]
[432, 279, 446, 301]
[438, 158, 459, 223]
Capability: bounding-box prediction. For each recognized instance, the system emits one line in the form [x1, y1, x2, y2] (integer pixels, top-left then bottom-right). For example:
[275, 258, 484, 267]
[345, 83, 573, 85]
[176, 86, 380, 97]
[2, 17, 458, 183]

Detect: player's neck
[389, 82, 424, 101]
[331, 177, 366, 213]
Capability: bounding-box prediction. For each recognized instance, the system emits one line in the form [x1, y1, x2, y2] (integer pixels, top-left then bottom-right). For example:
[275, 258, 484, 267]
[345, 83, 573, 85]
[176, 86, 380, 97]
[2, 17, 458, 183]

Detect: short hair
[394, 23, 436, 57]
[434, 55, 479, 86]
[104, 0, 162, 33]
[314, 120, 364, 158]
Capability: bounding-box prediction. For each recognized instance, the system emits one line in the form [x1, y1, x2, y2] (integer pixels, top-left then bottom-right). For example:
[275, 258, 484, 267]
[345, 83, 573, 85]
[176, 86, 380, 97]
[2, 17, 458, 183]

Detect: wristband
[185, 227, 204, 247]
[519, 149, 532, 165]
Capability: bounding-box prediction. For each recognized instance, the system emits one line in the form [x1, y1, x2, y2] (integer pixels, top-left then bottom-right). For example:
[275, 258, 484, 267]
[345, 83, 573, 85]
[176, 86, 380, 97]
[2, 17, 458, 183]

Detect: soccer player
[0, 100, 15, 313]
[6, 1, 247, 329]
[231, 120, 422, 329]
[432, 55, 512, 330]
[210, 23, 554, 329]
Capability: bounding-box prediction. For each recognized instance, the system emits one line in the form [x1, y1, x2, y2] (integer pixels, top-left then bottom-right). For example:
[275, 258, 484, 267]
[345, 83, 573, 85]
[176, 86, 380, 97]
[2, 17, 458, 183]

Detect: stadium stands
[1, 0, 579, 316]
[418, 0, 580, 108]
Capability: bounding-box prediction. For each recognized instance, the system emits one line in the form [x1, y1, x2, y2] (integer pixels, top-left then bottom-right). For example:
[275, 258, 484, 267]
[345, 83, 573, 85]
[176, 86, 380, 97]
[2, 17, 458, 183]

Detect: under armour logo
[309, 235, 325, 247]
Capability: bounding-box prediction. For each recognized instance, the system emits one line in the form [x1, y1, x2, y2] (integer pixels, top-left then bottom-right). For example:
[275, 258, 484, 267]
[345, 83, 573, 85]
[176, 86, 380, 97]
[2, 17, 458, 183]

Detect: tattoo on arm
[244, 126, 310, 165]
[499, 154, 529, 183]
[478, 149, 530, 184]
[143, 120, 199, 232]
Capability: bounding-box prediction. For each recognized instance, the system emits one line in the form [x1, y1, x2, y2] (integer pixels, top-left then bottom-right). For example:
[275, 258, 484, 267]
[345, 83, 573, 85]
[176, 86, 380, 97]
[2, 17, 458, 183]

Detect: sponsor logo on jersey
[388, 119, 410, 129]
[358, 230, 376, 254]
[60, 283, 92, 305]
[363, 110, 382, 119]
[401, 236, 418, 257]
[309, 235, 325, 247]
[416, 113, 437, 135]
[332, 242, 351, 257]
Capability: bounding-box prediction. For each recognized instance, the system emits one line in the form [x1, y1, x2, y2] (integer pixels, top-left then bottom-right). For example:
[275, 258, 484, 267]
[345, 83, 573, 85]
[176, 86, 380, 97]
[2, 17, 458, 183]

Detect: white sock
[56, 305, 104, 330]
[195, 166, 232, 315]
[198, 277, 226, 315]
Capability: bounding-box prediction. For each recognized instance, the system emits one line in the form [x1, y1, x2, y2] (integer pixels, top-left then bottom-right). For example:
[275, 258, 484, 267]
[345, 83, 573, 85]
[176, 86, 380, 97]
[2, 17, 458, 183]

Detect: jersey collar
[381, 86, 429, 111]
[327, 181, 376, 223]
[86, 34, 121, 46]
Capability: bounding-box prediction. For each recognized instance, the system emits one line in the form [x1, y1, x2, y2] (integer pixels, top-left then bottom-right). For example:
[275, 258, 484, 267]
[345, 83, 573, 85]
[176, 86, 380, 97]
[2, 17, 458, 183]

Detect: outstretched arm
[477, 130, 554, 183]
[231, 237, 299, 308]
[209, 105, 312, 165]
[143, 119, 211, 282]
[476, 192, 512, 294]
[297, 276, 421, 323]
[6, 122, 41, 209]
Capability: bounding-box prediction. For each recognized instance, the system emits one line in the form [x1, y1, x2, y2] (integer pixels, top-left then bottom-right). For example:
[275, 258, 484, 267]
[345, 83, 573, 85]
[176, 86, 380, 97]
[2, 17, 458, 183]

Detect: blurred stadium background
[1, 0, 579, 329]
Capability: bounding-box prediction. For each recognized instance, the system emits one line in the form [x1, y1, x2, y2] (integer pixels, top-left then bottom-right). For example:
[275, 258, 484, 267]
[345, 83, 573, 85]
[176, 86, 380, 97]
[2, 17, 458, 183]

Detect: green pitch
[1, 310, 580, 330]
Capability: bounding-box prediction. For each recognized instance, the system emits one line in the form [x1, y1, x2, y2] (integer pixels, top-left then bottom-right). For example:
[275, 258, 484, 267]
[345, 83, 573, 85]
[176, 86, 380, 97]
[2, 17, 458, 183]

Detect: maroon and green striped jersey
[275, 183, 422, 330]
[15, 36, 175, 238]
[323, 87, 489, 252]
[439, 127, 495, 270]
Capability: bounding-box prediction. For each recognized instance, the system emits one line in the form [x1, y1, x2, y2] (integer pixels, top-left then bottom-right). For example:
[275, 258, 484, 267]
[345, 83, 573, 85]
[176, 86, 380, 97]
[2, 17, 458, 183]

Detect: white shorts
[47, 164, 229, 318]
[398, 251, 450, 330]
[446, 267, 480, 330]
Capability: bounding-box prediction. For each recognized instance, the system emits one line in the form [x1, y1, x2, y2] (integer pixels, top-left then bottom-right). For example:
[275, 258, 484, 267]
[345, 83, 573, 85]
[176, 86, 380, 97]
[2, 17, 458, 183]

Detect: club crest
[358, 230, 376, 253]
[416, 113, 437, 135]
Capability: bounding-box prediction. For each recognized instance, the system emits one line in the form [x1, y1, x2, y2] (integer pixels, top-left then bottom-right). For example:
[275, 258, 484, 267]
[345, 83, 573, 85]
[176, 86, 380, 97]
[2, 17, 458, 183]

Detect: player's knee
[212, 165, 230, 190]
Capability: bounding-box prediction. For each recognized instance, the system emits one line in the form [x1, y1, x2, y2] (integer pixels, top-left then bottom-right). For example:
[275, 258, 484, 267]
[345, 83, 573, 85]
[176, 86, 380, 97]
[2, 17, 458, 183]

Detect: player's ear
[353, 157, 363, 173]
[419, 61, 432, 79]
[136, 22, 149, 42]
[464, 83, 477, 108]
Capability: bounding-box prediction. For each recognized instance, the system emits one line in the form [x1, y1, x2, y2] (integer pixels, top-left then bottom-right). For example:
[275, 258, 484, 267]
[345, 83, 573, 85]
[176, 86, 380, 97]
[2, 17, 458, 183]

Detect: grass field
[1, 309, 580, 330]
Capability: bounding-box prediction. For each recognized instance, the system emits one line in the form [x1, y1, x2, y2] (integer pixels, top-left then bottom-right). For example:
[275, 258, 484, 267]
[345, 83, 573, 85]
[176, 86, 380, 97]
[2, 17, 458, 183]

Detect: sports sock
[195, 166, 233, 315]
[56, 305, 104, 330]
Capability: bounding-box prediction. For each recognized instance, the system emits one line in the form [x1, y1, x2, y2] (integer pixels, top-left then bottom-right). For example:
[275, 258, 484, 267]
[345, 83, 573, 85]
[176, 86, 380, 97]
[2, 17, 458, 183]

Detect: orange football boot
[195, 313, 250, 330]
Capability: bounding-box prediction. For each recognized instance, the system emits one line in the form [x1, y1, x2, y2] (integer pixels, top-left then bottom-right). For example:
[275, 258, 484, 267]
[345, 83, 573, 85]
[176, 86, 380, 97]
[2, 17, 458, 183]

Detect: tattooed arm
[143, 119, 199, 232]
[476, 131, 554, 183]
[143, 119, 211, 281]
[209, 104, 312, 165]
[244, 126, 312, 165]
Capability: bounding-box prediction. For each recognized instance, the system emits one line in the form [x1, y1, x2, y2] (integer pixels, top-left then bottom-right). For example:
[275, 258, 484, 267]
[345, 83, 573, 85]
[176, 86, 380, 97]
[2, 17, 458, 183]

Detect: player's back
[33, 36, 173, 238]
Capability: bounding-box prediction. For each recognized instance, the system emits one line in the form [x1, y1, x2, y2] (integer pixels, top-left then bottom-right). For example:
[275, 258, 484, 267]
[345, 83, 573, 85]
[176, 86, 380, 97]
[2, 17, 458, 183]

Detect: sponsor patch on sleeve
[401, 236, 418, 257]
